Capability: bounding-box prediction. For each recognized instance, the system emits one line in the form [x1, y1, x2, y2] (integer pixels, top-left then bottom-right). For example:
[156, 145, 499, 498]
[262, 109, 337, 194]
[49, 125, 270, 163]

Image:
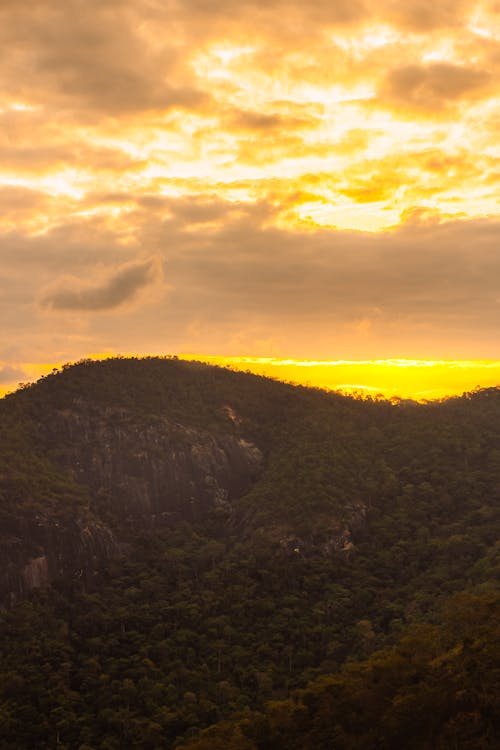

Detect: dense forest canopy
[0, 358, 498, 748]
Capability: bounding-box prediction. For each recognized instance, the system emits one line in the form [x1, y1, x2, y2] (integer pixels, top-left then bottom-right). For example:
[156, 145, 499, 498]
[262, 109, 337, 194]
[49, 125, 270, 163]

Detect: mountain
[0, 358, 498, 749]
[0, 358, 267, 603]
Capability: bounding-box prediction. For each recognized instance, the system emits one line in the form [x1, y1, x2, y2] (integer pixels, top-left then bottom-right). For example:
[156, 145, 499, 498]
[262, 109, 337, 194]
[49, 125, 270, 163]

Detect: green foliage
[178, 590, 500, 750]
[0, 359, 498, 748]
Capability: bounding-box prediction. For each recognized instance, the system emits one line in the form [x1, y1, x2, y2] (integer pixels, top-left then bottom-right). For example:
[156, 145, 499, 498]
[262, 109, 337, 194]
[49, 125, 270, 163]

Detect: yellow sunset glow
[183, 357, 500, 401]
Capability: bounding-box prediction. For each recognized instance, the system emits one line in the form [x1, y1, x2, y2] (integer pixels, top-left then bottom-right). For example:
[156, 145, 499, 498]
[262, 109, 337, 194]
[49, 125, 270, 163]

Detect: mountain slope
[0, 358, 498, 748]
[0, 356, 391, 600]
[178, 589, 500, 750]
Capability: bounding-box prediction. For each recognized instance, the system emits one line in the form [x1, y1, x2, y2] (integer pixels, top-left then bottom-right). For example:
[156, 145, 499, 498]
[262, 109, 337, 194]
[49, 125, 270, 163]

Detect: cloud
[0, 0, 206, 119]
[381, 0, 475, 31]
[226, 108, 317, 132]
[0, 199, 499, 361]
[0, 0, 499, 369]
[381, 62, 492, 111]
[168, 0, 367, 36]
[0, 364, 25, 384]
[0, 186, 52, 212]
[0, 0, 485, 128]
[41, 258, 161, 312]
[164, 195, 235, 224]
[106, 197, 498, 357]
[0, 0, 497, 212]
[0, 218, 137, 272]
[0, 143, 143, 175]
[0, 187, 63, 235]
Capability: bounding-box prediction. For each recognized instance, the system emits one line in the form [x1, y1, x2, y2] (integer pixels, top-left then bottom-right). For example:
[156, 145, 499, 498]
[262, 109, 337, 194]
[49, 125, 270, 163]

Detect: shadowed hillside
[0, 358, 498, 748]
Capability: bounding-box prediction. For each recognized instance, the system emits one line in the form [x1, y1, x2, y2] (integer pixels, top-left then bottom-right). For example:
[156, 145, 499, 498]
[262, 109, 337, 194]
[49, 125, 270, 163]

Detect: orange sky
[0, 0, 499, 398]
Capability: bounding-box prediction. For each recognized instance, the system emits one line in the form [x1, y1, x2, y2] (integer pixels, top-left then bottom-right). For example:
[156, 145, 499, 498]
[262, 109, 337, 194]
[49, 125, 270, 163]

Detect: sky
[0, 0, 499, 398]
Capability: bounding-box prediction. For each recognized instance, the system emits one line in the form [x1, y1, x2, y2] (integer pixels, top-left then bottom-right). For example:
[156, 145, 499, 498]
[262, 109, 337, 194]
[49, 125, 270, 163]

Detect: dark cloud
[0, 218, 137, 271]
[41, 258, 160, 312]
[0, 144, 142, 174]
[0, 200, 499, 359]
[382, 0, 474, 31]
[0, 186, 52, 212]
[0, 0, 493, 130]
[226, 108, 319, 133]
[0, 0, 206, 119]
[170, 0, 367, 31]
[229, 110, 293, 131]
[150, 200, 500, 356]
[0, 364, 25, 384]
[382, 62, 492, 110]
[165, 196, 234, 223]
[178, 214, 498, 318]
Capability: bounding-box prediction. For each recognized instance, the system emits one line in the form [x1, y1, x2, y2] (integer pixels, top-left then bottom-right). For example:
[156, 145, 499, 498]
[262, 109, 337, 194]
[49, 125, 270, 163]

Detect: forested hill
[0, 358, 498, 749]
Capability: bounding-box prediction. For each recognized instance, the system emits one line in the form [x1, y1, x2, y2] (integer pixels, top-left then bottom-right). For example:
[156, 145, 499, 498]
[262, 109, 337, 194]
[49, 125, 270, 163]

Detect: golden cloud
[0, 0, 499, 380]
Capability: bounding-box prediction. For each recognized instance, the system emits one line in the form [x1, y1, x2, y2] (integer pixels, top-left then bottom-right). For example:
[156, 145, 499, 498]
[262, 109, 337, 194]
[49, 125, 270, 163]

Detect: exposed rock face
[0, 516, 117, 606]
[49, 406, 263, 527]
[0, 403, 263, 605]
[22, 555, 50, 590]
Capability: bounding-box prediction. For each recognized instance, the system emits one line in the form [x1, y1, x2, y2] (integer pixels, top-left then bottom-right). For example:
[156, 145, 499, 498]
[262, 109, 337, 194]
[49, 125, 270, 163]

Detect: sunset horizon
[1, 0, 499, 403]
[2, 354, 499, 403]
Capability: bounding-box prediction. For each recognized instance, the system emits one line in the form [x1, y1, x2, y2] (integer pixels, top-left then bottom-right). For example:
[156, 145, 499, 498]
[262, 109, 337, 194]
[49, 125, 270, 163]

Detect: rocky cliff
[0, 380, 264, 605]
[0, 514, 116, 605]
[48, 403, 263, 527]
